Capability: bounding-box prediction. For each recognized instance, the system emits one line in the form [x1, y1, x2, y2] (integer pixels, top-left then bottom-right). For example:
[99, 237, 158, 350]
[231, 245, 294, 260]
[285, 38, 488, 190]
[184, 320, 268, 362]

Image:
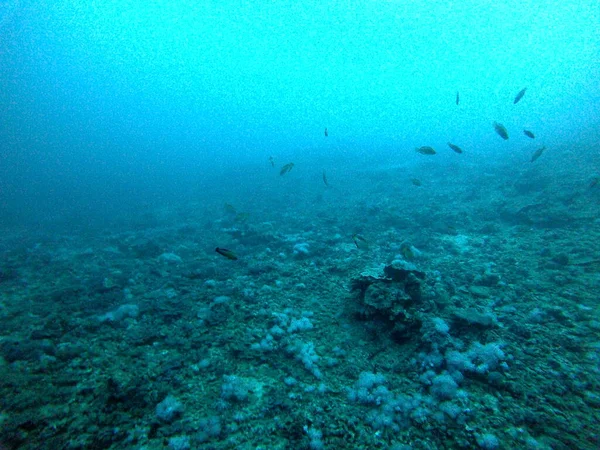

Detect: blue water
[1, 1, 599, 449]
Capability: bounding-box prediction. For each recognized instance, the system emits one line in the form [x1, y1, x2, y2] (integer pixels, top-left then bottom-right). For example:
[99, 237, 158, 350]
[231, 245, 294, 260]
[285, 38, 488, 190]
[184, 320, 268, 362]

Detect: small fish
[322, 170, 329, 187]
[411, 178, 422, 186]
[590, 177, 599, 188]
[523, 130, 535, 139]
[447, 142, 463, 154]
[493, 122, 509, 140]
[456, 91, 460, 105]
[324, 128, 328, 137]
[215, 247, 238, 260]
[269, 156, 275, 167]
[416, 146, 436, 155]
[280, 163, 295, 176]
[400, 242, 415, 260]
[351, 234, 369, 250]
[235, 212, 250, 223]
[224, 203, 236, 215]
[530, 146, 546, 163]
[444, 225, 458, 235]
[513, 87, 527, 104]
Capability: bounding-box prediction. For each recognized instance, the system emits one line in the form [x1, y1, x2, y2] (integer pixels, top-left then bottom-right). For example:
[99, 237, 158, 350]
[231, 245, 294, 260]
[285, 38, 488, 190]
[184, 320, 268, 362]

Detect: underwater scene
[1, 1, 600, 449]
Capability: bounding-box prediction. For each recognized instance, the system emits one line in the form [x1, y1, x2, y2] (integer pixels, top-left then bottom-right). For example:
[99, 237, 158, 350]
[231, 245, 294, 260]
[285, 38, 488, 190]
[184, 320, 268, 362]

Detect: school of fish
[219, 86, 560, 260]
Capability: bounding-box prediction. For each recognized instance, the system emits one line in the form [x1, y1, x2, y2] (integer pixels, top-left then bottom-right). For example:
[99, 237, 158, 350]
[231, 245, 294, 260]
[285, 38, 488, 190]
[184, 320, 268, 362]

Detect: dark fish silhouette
[351, 234, 369, 250]
[411, 178, 422, 186]
[269, 156, 275, 167]
[280, 163, 294, 176]
[215, 247, 238, 260]
[224, 203, 236, 215]
[456, 91, 459, 105]
[447, 142, 463, 154]
[400, 242, 416, 260]
[322, 170, 329, 187]
[514, 87, 527, 104]
[530, 146, 546, 163]
[416, 146, 436, 155]
[493, 122, 509, 140]
[523, 130, 535, 139]
[324, 128, 328, 137]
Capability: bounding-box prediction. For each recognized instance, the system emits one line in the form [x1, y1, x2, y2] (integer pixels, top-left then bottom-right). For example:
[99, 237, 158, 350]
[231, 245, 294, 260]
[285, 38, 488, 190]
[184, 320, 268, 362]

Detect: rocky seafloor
[1, 148, 599, 450]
